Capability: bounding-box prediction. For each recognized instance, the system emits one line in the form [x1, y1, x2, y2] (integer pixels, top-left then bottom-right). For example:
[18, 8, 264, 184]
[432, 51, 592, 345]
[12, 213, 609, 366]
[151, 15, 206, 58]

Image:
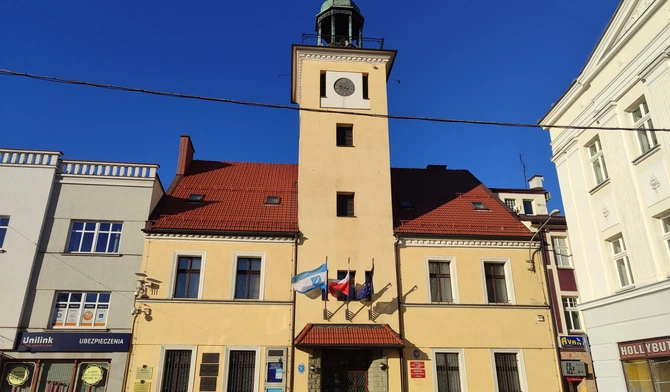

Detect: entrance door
[321, 350, 371, 392]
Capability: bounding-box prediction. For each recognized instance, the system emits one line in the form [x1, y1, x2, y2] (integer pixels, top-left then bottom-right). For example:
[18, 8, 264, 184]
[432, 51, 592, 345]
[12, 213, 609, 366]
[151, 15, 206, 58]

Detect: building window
[494, 353, 522, 392]
[611, 237, 634, 288]
[562, 297, 582, 332]
[337, 193, 355, 217]
[362, 75, 369, 100]
[336, 125, 354, 147]
[661, 216, 670, 254]
[66, 221, 122, 253]
[522, 200, 534, 215]
[435, 353, 461, 392]
[227, 350, 256, 392]
[161, 350, 193, 392]
[587, 138, 609, 186]
[471, 201, 488, 210]
[623, 358, 670, 391]
[320, 73, 327, 98]
[0, 216, 8, 248]
[1, 361, 110, 392]
[552, 237, 571, 267]
[484, 262, 508, 304]
[265, 196, 280, 205]
[235, 257, 261, 299]
[429, 261, 453, 303]
[335, 270, 356, 301]
[504, 199, 516, 211]
[52, 292, 111, 328]
[631, 100, 657, 155]
[174, 257, 201, 299]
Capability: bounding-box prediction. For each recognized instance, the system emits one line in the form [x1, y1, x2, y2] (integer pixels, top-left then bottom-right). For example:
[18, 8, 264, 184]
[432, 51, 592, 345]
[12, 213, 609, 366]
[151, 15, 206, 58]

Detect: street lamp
[527, 209, 561, 272]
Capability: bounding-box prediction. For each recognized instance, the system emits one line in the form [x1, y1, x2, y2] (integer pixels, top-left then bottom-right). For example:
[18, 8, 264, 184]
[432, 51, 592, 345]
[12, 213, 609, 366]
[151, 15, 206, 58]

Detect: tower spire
[315, 0, 365, 47]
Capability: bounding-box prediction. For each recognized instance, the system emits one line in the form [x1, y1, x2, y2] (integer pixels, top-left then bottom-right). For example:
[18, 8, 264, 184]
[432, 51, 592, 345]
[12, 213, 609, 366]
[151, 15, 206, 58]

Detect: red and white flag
[328, 265, 350, 299]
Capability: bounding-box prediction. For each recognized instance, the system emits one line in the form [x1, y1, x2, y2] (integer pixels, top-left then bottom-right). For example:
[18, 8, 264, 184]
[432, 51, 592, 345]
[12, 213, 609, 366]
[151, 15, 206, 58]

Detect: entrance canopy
[295, 324, 404, 348]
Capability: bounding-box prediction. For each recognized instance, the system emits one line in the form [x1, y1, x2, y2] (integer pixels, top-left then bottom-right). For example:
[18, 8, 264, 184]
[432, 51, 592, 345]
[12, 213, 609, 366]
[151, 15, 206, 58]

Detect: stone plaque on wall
[199, 364, 219, 377]
[202, 353, 220, 364]
[199, 377, 217, 391]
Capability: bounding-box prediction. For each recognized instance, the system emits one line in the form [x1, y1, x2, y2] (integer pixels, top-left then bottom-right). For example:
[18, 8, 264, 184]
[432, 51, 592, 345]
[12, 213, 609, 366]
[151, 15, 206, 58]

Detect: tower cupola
[315, 0, 365, 47]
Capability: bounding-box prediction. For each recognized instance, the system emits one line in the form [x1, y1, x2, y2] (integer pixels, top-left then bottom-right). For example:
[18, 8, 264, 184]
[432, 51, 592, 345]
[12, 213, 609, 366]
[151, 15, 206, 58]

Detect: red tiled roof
[391, 168, 532, 238]
[149, 160, 298, 234]
[295, 324, 404, 347]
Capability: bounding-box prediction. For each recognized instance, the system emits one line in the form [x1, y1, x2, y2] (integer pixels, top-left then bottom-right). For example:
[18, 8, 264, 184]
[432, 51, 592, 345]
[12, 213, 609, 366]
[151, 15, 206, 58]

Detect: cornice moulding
[145, 232, 295, 244]
[399, 238, 535, 249]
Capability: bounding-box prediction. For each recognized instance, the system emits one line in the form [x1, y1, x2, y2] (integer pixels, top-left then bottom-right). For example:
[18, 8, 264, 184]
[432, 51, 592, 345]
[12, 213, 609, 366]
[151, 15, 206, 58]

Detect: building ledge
[632, 144, 661, 166]
[578, 278, 670, 311]
[588, 178, 611, 195]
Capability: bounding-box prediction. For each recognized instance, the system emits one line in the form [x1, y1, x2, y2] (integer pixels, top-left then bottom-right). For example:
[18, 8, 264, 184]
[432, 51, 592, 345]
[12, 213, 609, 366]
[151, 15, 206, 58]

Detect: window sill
[61, 252, 123, 257]
[588, 178, 611, 195]
[232, 298, 262, 301]
[556, 266, 574, 270]
[632, 144, 661, 165]
[51, 327, 109, 331]
[615, 284, 636, 294]
[336, 216, 357, 218]
[336, 145, 356, 148]
[567, 330, 585, 335]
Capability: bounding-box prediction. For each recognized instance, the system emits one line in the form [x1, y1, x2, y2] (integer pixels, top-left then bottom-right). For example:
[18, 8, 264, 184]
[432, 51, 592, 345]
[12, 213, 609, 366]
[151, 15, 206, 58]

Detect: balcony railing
[59, 160, 158, 179]
[301, 34, 384, 50]
[0, 149, 60, 167]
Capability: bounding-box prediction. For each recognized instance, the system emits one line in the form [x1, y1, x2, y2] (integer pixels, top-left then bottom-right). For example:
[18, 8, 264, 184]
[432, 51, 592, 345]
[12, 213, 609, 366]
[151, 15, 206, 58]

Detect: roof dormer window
[187, 194, 204, 203]
[265, 196, 281, 205]
[471, 202, 488, 210]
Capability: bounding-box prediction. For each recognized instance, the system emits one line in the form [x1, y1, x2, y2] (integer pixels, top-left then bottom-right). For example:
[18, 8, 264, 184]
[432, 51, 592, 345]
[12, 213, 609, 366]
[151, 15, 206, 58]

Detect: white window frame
[587, 138, 609, 186]
[0, 216, 9, 249]
[431, 348, 468, 392]
[504, 199, 516, 211]
[480, 258, 516, 305]
[490, 349, 529, 392]
[230, 252, 266, 301]
[156, 345, 197, 392]
[222, 346, 261, 392]
[50, 291, 111, 329]
[661, 215, 670, 255]
[551, 236, 571, 268]
[168, 251, 207, 300]
[630, 100, 657, 155]
[611, 237, 634, 289]
[561, 296, 583, 333]
[66, 221, 123, 254]
[425, 256, 460, 304]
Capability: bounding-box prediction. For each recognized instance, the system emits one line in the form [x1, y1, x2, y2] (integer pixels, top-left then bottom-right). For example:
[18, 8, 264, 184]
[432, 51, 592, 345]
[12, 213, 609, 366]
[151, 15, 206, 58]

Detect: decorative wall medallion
[650, 174, 661, 193]
[602, 205, 611, 219]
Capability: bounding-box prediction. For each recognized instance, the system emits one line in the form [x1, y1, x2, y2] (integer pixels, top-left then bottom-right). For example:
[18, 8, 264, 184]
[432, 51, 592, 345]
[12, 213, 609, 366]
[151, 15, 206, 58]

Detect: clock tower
[291, 2, 401, 391]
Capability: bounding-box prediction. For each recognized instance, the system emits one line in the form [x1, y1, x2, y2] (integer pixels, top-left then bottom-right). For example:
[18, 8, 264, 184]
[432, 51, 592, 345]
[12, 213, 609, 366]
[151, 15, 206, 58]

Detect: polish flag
[328, 267, 350, 299]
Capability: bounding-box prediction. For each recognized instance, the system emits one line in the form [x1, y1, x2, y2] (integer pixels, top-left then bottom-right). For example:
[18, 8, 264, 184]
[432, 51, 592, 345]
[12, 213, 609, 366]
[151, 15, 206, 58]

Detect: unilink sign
[16, 332, 131, 352]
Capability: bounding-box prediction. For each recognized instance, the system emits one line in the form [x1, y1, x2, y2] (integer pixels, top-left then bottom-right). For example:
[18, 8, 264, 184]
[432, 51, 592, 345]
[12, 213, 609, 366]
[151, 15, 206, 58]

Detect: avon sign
[619, 336, 670, 360]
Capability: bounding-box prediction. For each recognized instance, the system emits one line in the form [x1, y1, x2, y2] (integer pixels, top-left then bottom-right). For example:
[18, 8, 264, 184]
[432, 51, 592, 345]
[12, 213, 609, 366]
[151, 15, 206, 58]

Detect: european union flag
[357, 260, 374, 301]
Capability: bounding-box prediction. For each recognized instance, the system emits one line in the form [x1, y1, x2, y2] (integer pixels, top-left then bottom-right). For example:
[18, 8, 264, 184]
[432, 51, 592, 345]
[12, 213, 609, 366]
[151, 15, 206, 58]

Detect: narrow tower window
[320, 73, 327, 98]
[336, 125, 354, 147]
[362, 75, 369, 100]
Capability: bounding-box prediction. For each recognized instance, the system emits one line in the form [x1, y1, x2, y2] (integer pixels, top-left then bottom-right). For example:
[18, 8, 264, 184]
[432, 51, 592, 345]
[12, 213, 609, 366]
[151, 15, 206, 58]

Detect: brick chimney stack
[176, 135, 195, 176]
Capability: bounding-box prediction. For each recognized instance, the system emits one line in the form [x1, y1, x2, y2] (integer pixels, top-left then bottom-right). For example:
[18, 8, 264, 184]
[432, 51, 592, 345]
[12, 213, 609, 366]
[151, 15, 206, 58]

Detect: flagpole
[346, 257, 351, 320]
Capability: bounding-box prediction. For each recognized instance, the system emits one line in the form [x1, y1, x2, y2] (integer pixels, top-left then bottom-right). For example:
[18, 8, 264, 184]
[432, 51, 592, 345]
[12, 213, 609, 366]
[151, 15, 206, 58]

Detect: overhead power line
[2, 68, 669, 133]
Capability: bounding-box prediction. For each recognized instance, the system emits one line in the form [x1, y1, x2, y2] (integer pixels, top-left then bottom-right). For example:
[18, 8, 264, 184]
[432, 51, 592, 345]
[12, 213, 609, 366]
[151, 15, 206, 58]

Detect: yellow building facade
[126, 2, 563, 392]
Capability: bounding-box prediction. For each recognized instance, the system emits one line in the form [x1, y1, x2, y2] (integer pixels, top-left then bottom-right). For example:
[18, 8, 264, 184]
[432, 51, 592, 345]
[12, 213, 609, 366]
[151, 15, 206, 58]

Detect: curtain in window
[651, 359, 670, 392]
[436, 353, 461, 392]
[494, 353, 521, 392]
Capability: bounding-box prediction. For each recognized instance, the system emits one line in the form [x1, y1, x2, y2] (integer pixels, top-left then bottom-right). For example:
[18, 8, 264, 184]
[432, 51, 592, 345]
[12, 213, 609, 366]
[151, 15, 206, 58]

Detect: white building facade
[540, 1, 670, 391]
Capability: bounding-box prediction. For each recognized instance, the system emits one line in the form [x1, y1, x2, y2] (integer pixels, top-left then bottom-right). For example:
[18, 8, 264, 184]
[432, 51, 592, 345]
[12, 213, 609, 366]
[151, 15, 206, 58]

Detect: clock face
[334, 78, 355, 97]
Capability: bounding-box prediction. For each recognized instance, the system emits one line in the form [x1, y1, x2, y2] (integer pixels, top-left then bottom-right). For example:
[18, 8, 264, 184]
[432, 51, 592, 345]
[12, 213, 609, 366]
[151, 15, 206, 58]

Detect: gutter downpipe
[394, 235, 407, 392]
[289, 233, 300, 392]
[540, 229, 569, 392]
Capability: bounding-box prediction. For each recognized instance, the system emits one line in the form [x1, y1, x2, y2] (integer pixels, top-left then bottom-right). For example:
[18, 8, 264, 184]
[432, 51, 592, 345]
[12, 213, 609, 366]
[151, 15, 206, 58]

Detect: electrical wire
[2, 68, 669, 133]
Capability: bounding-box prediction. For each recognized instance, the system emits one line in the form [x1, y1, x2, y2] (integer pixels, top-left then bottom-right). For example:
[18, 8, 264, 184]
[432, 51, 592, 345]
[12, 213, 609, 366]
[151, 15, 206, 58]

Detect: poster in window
[81, 304, 96, 327]
[267, 362, 283, 383]
[95, 305, 108, 327]
[54, 303, 67, 326]
[66, 304, 80, 326]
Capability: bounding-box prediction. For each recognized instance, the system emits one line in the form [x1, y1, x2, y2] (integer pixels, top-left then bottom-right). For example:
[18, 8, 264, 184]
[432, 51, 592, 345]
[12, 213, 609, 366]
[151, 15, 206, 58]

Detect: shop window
[1, 361, 110, 392]
[623, 359, 654, 391]
[651, 358, 670, 391]
[52, 292, 110, 328]
[1, 362, 36, 392]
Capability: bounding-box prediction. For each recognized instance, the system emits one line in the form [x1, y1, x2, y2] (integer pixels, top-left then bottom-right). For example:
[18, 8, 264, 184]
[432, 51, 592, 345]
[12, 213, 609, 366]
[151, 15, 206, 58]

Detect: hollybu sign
[618, 336, 670, 360]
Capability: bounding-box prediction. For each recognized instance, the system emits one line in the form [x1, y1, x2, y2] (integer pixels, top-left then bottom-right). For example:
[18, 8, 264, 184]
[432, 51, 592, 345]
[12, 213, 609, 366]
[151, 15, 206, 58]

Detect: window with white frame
[235, 257, 262, 299]
[552, 237, 571, 267]
[435, 352, 462, 392]
[494, 352, 524, 392]
[630, 100, 658, 155]
[661, 216, 670, 254]
[562, 296, 582, 332]
[174, 257, 202, 299]
[52, 292, 110, 328]
[504, 199, 516, 211]
[0, 216, 8, 248]
[611, 237, 634, 288]
[67, 221, 122, 253]
[429, 261, 453, 303]
[587, 138, 609, 186]
[484, 262, 508, 304]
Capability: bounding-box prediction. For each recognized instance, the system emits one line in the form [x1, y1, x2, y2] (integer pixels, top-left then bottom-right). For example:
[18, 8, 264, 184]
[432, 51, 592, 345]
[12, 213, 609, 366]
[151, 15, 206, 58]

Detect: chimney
[528, 175, 544, 189]
[176, 135, 195, 176]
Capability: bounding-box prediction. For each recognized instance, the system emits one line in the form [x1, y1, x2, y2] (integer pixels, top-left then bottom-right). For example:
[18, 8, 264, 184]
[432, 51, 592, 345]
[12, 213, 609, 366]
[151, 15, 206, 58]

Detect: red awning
[566, 377, 584, 383]
[295, 324, 404, 348]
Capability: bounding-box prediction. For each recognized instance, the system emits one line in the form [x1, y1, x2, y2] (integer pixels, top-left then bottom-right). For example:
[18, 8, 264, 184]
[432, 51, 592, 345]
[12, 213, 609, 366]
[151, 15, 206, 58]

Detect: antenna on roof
[519, 154, 528, 189]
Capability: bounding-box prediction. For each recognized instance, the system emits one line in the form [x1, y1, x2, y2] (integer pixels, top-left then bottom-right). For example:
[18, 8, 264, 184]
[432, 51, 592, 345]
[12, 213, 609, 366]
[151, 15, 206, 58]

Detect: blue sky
[0, 0, 621, 211]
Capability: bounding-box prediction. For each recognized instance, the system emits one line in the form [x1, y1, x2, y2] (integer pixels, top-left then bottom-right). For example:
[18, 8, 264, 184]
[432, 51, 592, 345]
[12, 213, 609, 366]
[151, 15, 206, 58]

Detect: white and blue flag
[291, 263, 327, 294]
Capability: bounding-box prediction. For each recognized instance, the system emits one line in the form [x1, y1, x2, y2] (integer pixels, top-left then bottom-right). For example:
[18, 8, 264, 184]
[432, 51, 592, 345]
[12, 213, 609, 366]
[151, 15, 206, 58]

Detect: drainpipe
[540, 229, 569, 392]
[289, 233, 300, 392]
[394, 235, 407, 392]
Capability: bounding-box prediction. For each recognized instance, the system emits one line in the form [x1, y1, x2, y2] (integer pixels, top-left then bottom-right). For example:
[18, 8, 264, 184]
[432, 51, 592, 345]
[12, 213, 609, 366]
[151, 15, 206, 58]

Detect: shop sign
[7, 366, 30, 386]
[82, 365, 104, 385]
[409, 361, 425, 378]
[561, 361, 586, 377]
[16, 332, 131, 352]
[619, 336, 670, 360]
[560, 335, 586, 349]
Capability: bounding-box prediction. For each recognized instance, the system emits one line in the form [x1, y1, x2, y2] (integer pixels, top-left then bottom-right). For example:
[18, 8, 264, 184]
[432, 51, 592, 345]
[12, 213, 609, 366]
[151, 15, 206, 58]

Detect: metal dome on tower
[301, 0, 384, 49]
